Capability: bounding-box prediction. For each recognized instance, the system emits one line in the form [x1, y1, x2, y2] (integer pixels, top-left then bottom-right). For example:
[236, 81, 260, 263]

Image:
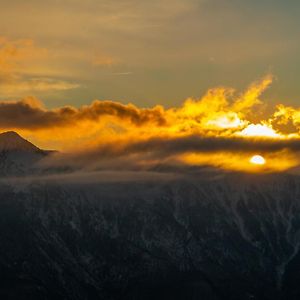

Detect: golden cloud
[2, 75, 300, 173]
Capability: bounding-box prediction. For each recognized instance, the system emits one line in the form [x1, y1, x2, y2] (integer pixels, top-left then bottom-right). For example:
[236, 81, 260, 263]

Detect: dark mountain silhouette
[0, 173, 300, 299]
[0, 131, 51, 176]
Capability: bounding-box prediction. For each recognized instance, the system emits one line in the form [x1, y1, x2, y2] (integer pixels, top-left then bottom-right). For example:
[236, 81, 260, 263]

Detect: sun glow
[2, 74, 300, 174]
[238, 124, 280, 138]
[250, 155, 266, 165]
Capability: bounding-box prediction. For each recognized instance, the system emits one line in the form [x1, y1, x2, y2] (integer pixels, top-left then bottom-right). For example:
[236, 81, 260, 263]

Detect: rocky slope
[0, 174, 300, 299]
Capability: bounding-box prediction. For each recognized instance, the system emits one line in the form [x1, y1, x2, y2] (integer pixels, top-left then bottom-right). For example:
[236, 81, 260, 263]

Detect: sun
[250, 155, 266, 165]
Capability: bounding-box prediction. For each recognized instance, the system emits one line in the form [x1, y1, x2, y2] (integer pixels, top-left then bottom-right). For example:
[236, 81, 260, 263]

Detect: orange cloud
[2, 75, 300, 173]
[0, 37, 79, 95]
[232, 74, 273, 113]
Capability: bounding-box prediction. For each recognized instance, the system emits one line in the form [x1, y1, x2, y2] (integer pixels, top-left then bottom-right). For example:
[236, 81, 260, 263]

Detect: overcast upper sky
[1, 0, 300, 108]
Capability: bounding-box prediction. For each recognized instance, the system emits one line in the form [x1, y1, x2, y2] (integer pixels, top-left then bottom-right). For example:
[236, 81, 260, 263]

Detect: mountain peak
[1, 131, 22, 138]
[0, 131, 41, 152]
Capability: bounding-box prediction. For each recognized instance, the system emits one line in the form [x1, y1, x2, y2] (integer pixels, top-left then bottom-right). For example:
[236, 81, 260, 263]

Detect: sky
[1, 0, 300, 108]
[2, 0, 300, 173]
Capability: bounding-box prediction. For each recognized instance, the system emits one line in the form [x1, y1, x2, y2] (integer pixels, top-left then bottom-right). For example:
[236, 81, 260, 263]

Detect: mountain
[0, 131, 50, 176]
[0, 173, 300, 299]
[1, 133, 300, 299]
[0, 131, 41, 152]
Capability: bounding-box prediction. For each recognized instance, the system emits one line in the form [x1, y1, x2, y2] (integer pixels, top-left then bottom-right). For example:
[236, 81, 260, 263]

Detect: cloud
[114, 135, 300, 156]
[0, 75, 294, 137]
[1, 75, 300, 173]
[232, 75, 273, 113]
[39, 133, 300, 175]
[0, 37, 79, 96]
[0, 78, 80, 96]
[0, 97, 166, 130]
[0, 36, 45, 72]
[43, 134, 300, 166]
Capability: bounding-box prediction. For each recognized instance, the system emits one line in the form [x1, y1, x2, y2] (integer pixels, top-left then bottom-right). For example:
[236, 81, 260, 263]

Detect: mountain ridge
[1, 175, 300, 299]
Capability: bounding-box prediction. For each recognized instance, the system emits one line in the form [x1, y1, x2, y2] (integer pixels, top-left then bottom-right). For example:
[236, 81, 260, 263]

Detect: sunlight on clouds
[205, 112, 246, 129]
[232, 75, 273, 113]
[180, 150, 298, 173]
[1, 75, 300, 173]
[237, 124, 281, 138]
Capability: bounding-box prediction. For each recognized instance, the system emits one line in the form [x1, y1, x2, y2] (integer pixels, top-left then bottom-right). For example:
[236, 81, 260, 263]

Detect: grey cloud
[40, 135, 300, 172]
[0, 99, 166, 129]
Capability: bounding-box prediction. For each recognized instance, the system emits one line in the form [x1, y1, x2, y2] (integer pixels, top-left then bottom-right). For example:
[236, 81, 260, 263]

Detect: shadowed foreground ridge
[0, 174, 300, 300]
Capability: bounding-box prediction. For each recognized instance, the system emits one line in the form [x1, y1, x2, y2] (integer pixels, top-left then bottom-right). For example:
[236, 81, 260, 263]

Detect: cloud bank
[0, 97, 166, 129]
[2, 75, 300, 173]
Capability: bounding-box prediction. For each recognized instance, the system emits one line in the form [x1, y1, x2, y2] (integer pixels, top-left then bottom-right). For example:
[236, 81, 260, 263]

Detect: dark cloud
[77, 135, 300, 158]
[40, 135, 300, 171]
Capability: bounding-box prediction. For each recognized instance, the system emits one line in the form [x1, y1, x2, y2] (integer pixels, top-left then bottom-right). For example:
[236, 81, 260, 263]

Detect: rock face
[1, 174, 300, 300]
